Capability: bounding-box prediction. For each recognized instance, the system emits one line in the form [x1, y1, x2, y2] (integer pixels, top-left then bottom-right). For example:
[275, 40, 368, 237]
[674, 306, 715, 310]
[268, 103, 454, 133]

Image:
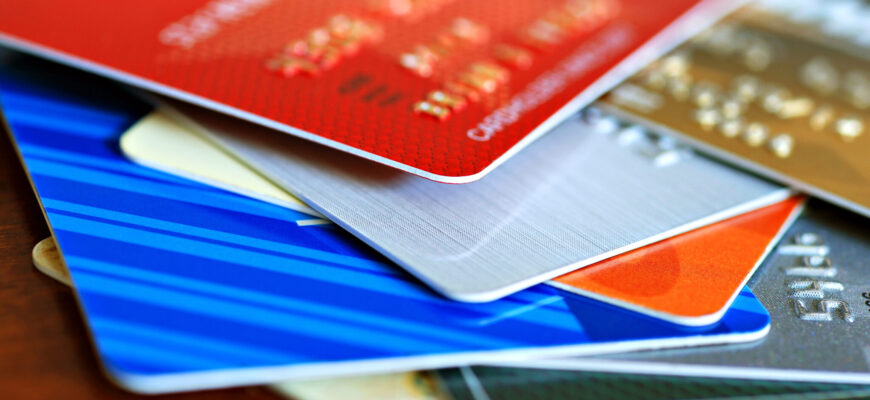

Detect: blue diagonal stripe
[72, 256, 530, 348]
[74, 272, 462, 354]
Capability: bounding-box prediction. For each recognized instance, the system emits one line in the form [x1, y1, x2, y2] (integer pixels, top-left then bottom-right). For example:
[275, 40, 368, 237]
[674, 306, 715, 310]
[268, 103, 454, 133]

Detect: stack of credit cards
[1, 0, 869, 398]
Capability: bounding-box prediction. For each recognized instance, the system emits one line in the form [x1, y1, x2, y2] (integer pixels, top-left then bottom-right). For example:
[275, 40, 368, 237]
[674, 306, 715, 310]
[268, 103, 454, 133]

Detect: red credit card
[550, 197, 804, 326]
[0, 0, 734, 182]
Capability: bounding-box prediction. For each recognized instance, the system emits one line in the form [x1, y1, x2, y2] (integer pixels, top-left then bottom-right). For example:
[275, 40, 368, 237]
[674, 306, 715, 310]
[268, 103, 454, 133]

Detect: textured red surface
[0, 0, 705, 180]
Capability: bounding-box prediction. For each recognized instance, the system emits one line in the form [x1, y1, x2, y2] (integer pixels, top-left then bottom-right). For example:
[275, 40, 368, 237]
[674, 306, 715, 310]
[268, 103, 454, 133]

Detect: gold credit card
[598, 0, 870, 217]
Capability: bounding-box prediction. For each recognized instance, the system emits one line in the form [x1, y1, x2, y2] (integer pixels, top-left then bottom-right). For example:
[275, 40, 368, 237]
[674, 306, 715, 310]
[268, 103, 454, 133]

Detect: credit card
[119, 108, 799, 321]
[25, 226, 870, 400]
[435, 367, 870, 400]
[0, 0, 737, 182]
[36, 225, 852, 400]
[273, 372, 448, 400]
[119, 112, 325, 220]
[0, 55, 772, 394]
[29, 238, 447, 400]
[549, 196, 804, 326]
[32, 237, 71, 286]
[502, 201, 870, 384]
[31, 235, 786, 400]
[169, 100, 788, 302]
[597, 0, 870, 217]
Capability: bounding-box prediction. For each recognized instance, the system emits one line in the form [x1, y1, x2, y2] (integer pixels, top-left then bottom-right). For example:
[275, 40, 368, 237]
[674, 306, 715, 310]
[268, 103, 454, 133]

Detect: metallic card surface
[0, 0, 736, 182]
[598, 0, 870, 217]
[120, 113, 796, 321]
[177, 103, 788, 302]
[504, 201, 870, 384]
[435, 367, 870, 400]
[0, 55, 773, 394]
[549, 197, 804, 326]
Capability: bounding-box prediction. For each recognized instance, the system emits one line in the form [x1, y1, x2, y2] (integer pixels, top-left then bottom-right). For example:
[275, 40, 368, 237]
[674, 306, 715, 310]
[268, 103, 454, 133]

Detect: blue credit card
[0, 54, 771, 394]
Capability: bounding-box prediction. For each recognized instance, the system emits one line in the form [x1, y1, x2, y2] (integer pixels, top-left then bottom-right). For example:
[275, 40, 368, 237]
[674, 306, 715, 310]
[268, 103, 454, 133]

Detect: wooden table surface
[0, 124, 283, 399]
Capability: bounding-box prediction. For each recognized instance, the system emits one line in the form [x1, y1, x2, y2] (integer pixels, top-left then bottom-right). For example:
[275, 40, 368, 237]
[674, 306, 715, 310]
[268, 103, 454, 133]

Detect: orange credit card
[549, 196, 804, 326]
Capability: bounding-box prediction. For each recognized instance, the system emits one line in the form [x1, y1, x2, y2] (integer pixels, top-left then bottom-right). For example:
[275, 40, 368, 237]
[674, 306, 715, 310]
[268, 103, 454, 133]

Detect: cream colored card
[272, 372, 447, 400]
[120, 112, 326, 222]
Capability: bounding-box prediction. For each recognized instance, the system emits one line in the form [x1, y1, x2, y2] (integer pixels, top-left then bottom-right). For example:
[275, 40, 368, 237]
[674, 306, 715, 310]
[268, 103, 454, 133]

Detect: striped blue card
[0, 55, 771, 394]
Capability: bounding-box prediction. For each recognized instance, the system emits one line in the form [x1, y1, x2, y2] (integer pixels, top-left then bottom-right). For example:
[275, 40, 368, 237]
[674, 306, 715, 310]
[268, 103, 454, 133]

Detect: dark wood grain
[0, 124, 284, 400]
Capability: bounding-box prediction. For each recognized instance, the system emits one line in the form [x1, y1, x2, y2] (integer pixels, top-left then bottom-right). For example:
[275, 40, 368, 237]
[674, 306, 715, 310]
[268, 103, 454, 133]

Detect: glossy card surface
[0, 56, 771, 394]
[30, 237, 446, 400]
[0, 0, 735, 182]
[550, 197, 804, 326]
[598, 0, 870, 217]
[503, 201, 870, 384]
[179, 102, 788, 302]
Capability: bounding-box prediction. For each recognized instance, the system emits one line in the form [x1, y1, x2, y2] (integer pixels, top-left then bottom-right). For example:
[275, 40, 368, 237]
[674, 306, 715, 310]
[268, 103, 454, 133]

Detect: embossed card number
[781, 232, 854, 323]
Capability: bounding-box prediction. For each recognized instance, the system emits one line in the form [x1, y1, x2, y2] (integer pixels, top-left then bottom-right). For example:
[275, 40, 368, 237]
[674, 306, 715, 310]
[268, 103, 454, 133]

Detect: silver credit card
[170, 103, 787, 302]
[435, 366, 870, 400]
[502, 201, 870, 383]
